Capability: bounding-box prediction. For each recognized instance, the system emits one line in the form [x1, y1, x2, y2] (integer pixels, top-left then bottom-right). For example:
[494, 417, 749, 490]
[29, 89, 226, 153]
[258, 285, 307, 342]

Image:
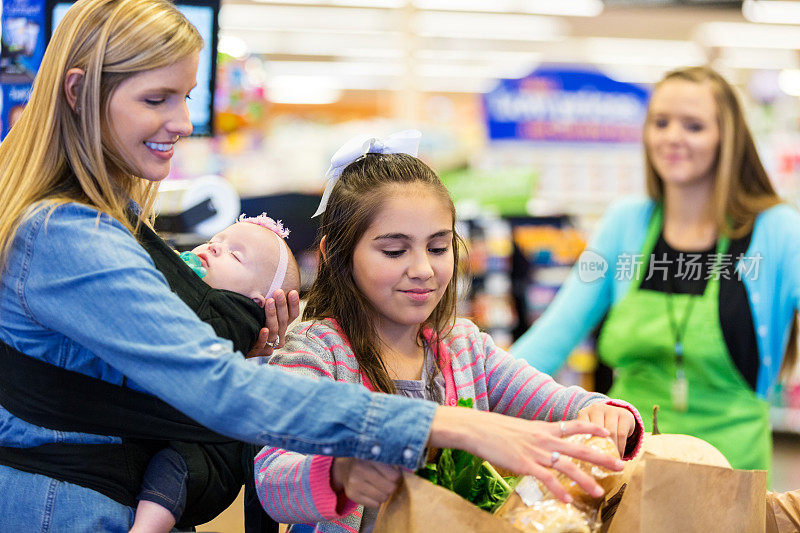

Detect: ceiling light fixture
[414, 0, 603, 17]
[696, 21, 800, 49]
[743, 0, 800, 24]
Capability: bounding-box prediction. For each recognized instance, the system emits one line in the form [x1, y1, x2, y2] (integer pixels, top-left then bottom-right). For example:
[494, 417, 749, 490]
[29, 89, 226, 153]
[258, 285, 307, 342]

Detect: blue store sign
[1, 0, 45, 139]
[1, 0, 45, 85]
[483, 67, 650, 143]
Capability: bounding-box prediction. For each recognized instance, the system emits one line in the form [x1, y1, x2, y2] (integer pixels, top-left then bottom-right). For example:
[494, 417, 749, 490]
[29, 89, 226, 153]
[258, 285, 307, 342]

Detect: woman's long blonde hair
[645, 66, 797, 378]
[0, 0, 202, 276]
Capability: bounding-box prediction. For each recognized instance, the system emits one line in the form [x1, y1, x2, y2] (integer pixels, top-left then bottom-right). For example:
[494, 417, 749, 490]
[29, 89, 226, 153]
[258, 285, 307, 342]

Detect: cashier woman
[513, 65, 800, 472]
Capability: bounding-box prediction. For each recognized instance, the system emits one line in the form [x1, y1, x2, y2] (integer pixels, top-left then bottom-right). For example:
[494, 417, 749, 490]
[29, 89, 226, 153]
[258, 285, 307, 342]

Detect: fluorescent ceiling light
[696, 22, 800, 49]
[219, 29, 404, 58]
[250, 0, 404, 7]
[265, 58, 542, 82]
[265, 72, 505, 93]
[221, 4, 399, 32]
[266, 60, 404, 77]
[413, 11, 566, 41]
[414, 48, 541, 64]
[261, 59, 540, 93]
[742, 0, 800, 24]
[416, 61, 536, 79]
[583, 38, 706, 68]
[414, 0, 603, 17]
[268, 75, 343, 104]
[599, 65, 668, 85]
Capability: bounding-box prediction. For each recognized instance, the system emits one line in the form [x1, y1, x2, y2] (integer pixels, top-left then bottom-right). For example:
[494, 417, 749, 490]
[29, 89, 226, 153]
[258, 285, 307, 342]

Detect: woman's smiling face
[106, 52, 198, 182]
[645, 78, 720, 189]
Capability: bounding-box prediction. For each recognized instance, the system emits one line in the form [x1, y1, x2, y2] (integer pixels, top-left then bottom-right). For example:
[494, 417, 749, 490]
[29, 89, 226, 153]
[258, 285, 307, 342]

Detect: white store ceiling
[217, 0, 800, 97]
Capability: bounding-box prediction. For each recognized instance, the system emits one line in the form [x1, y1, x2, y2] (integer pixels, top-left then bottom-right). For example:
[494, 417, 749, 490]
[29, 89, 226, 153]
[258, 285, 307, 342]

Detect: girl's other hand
[576, 403, 636, 458]
[247, 289, 300, 358]
[331, 458, 401, 508]
[428, 407, 624, 504]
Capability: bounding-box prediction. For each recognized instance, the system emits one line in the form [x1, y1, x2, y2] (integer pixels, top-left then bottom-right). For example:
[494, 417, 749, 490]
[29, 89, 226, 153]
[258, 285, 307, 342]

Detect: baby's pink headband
[238, 213, 290, 298]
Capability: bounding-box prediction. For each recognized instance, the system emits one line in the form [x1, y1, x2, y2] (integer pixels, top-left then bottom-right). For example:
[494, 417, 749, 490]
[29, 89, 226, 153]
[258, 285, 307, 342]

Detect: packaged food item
[503, 499, 592, 533]
[494, 434, 621, 533]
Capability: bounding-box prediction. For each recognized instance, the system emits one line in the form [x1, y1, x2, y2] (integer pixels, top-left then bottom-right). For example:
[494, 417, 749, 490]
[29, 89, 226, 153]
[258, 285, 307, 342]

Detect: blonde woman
[0, 0, 622, 529]
[514, 66, 800, 472]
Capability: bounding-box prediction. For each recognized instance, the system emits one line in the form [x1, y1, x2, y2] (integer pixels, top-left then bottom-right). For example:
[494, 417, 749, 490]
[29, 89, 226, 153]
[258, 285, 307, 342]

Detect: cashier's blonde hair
[0, 0, 202, 278]
[645, 66, 797, 378]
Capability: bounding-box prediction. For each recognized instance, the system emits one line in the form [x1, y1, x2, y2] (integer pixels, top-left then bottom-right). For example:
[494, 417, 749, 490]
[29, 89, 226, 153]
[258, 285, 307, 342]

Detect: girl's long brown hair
[645, 66, 797, 377]
[303, 153, 462, 396]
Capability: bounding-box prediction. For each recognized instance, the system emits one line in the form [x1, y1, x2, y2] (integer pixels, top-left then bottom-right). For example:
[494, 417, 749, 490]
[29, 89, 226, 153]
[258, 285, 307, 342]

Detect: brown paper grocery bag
[605, 453, 767, 533]
[766, 489, 800, 533]
[373, 471, 519, 533]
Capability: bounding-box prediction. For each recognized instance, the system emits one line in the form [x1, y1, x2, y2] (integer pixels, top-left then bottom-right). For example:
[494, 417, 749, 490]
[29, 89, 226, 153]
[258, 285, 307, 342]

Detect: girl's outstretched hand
[428, 407, 625, 504]
[576, 403, 636, 458]
[247, 289, 301, 357]
[331, 457, 402, 509]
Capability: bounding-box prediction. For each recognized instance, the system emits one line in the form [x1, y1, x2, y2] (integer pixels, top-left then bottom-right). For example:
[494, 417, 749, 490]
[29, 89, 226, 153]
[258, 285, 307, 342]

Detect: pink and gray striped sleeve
[254, 323, 359, 524]
[254, 446, 357, 523]
[478, 325, 607, 421]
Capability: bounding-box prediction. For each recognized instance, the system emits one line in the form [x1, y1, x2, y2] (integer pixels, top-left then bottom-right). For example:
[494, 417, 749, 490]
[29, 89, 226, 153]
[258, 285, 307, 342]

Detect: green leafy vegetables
[416, 398, 518, 512]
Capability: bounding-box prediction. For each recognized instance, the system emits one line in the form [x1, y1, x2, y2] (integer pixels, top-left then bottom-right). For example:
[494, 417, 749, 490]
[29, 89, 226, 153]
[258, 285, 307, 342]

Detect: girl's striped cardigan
[254, 318, 643, 533]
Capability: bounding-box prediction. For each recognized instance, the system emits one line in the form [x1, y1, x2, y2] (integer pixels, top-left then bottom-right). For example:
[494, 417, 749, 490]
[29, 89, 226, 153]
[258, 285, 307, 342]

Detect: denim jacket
[0, 202, 435, 531]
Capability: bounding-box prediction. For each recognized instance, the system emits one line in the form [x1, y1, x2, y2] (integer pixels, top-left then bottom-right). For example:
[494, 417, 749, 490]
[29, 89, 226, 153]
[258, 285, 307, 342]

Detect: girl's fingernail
[593, 486, 604, 498]
[615, 460, 625, 470]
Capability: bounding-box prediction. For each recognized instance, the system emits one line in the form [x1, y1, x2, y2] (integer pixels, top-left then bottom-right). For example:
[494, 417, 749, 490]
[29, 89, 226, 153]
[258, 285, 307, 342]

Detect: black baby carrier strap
[0, 218, 269, 528]
[0, 339, 233, 507]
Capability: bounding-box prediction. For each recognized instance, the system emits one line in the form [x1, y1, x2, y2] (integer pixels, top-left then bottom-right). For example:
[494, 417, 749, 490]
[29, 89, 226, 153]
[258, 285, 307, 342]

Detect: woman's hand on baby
[428, 407, 624, 504]
[331, 457, 401, 508]
[247, 289, 300, 357]
[576, 403, 636, 458]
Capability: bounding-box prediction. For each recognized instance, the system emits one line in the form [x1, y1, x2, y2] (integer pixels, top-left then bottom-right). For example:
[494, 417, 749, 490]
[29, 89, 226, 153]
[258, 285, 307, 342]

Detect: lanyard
[663, 238, 727, 411]
[665, 281, 694, 412]
[664, 274, 698, 366]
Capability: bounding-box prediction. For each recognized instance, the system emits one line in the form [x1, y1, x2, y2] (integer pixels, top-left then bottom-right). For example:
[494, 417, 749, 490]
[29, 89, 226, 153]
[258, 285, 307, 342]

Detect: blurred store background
[3, 0, 798, 493]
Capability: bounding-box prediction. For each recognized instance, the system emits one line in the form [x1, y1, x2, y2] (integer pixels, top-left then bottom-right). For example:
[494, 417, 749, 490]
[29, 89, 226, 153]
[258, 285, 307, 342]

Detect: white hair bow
[312, 129, 422, 218]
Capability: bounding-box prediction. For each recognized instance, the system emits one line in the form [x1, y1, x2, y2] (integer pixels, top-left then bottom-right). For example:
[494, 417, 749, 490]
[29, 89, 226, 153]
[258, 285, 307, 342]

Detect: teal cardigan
[512, 197, 800, 398]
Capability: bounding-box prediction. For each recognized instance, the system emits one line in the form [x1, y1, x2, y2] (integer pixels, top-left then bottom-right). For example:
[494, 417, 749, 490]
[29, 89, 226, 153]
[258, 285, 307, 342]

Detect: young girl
[255, 131, 644, 533]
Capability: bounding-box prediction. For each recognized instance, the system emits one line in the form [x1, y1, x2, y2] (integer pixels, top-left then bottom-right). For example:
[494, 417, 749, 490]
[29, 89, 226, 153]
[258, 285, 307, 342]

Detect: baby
[131, 213, 301, 533]
[183, 213, 301, 309]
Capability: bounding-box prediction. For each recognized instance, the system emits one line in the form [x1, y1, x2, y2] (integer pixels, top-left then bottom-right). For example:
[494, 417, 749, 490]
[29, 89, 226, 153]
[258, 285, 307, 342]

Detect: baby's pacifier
[179, 251, 207, 278]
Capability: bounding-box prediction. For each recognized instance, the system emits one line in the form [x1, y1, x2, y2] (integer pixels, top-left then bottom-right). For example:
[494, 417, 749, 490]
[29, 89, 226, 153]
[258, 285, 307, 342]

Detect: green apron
[596, 205, 771, 471]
